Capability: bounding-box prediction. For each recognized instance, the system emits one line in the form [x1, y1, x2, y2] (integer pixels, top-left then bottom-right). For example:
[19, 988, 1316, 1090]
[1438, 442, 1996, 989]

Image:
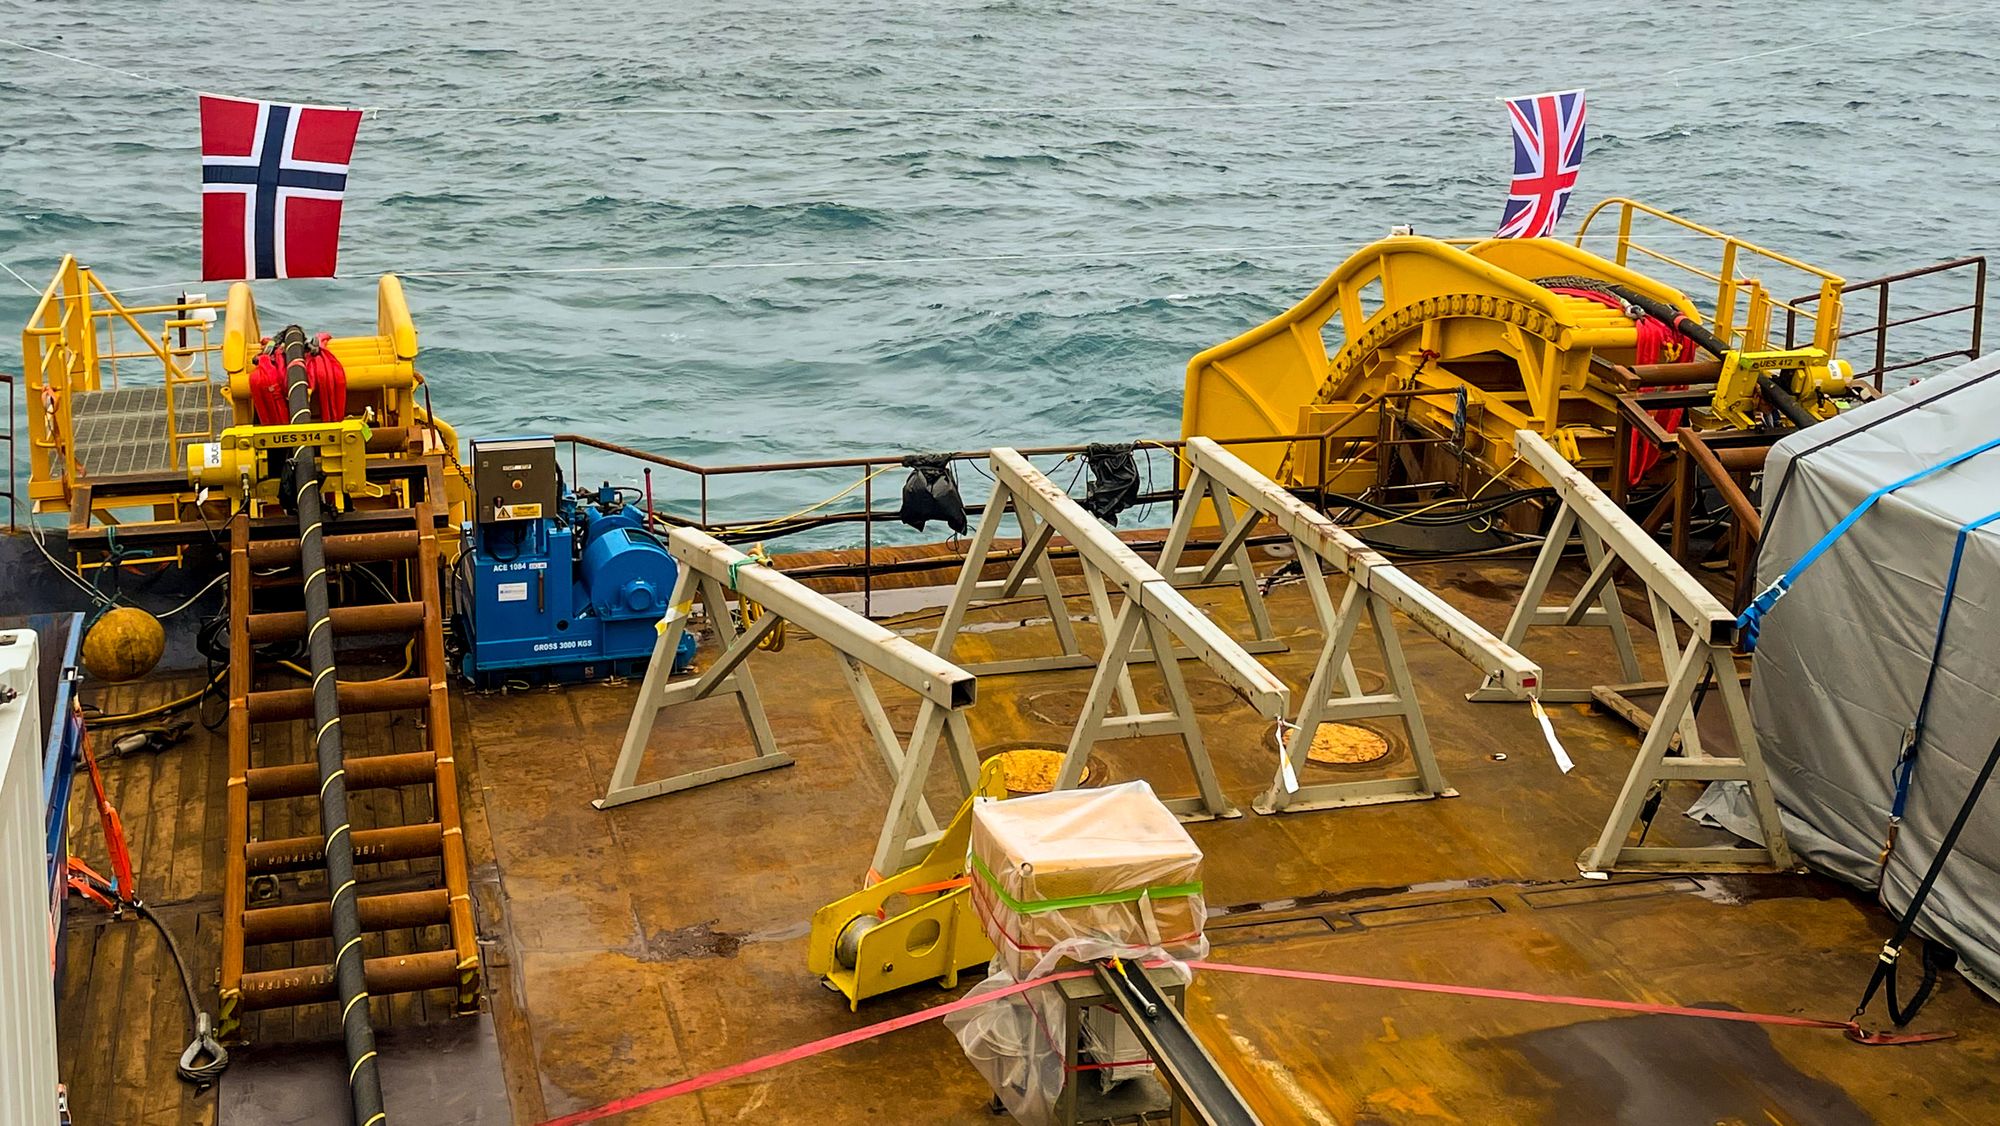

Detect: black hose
[700, 485, 1555, 548]
[128, 899, 229, 1085]
[277, 325, 387, 1125]
[1607, 284, 1732, 358]
[1757, 375, 1819, 429]
[1609, 282, 1823, 433]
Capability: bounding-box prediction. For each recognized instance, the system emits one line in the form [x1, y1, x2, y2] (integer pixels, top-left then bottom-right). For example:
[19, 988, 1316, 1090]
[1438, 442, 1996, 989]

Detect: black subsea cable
[1757, 376, 1818, 429]
[1606, 283, 1818, 428]
[275, 324, 386, 1126]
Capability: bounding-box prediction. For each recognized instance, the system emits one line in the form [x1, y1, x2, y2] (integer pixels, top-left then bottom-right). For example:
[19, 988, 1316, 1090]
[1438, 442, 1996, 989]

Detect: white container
[0, 630, 59, 1125]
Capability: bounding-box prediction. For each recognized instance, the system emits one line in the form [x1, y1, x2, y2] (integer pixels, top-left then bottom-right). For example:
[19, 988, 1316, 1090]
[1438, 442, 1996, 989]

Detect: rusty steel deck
[54, 550, 2000, 1124]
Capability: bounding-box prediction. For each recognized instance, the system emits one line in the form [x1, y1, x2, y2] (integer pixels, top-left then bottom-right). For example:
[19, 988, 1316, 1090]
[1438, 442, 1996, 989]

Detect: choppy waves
[2, 0, 1998, 540]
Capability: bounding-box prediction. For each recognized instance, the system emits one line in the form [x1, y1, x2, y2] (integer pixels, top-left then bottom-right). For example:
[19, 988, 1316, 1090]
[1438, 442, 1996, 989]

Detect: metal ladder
[217, 500, 480, 1039]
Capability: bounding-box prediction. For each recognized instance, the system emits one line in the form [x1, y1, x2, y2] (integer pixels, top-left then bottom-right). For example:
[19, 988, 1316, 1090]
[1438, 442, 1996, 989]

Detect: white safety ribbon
[1530, 697, 1573, 774]
[1273, 720, 1301, 793]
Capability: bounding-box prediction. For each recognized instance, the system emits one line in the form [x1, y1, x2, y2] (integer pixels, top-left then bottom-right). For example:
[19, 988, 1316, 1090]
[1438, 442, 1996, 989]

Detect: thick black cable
[276, 325, 387, 1125]
[1854, 727, 2000, 1027]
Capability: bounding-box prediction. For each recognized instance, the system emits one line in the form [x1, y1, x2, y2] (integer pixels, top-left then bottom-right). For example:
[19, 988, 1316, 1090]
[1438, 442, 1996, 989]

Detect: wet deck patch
[641, 918, 745, 960]
[1488, 1010, 1871, 1125]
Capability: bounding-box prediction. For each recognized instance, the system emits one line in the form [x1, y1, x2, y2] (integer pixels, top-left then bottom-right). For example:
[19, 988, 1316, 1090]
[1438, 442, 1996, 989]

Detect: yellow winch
[188, 418, 382, 503]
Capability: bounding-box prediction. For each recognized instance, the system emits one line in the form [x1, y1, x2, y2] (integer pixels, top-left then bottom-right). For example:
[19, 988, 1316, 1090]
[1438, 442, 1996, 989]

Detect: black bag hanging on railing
[1082, 442, 1142, 524]
[898, 453, 969, 534]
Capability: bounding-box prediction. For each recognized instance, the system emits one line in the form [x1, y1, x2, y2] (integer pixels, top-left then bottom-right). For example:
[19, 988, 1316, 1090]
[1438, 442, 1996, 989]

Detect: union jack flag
[1495, 89, 1586, 239]
[200, 94, 362, 280]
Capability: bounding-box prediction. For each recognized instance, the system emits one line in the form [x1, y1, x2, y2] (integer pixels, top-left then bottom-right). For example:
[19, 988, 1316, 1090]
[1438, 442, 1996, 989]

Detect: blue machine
[456, 437, 697, 687]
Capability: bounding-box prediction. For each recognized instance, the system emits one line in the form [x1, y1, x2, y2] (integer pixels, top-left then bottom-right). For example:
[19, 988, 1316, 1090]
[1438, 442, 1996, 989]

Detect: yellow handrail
[21, 259, 466, 547]
[20, 259, 226, 512]
[1573, 197, 1844, 355]
[378, 274, 418, 360]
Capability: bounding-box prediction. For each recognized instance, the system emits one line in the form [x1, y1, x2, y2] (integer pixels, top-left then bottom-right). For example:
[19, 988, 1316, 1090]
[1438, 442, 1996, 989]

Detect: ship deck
[55, 550, 2000, 1124]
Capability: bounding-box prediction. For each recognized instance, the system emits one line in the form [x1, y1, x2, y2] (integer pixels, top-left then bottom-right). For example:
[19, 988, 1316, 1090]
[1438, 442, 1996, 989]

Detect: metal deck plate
[70, 384, 231, 477]
[217, 1013, 512, 1125]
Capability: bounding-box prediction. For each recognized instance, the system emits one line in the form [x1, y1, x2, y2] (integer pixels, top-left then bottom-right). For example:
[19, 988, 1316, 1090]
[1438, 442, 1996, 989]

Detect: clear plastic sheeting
[968, 779, 1208, 981]
[1081, 1002, 1154, 1091]
[944, 966, 1066, 1126]
[945, 960, 1187, 1126]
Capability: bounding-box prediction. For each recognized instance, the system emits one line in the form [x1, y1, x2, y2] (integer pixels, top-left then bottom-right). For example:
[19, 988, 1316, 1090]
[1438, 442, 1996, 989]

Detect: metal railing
[554, 427, 1381, 617]
[2, 370, 14, 532]
[1574, 198, 1845, 355]
[1671, 429, 1770, 612]
[20, 256, 226, 515]
[1785, 257, 1986, 389]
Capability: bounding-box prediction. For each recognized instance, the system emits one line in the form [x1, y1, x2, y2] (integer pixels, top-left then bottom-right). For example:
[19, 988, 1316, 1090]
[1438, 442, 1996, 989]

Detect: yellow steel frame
[20, 257, 469, 549]
[1572, 197, 1845, 355]
[1183, 232, 1694, 484]
[1181, 199, 1851, 486]
[807, 758, 1009, 1009]
[189, 419, 382, 503]
[21, 256, 227, 514]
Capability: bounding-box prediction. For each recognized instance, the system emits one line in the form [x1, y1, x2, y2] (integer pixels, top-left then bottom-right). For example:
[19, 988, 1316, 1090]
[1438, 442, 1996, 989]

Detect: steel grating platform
[71, 384, 232, 478]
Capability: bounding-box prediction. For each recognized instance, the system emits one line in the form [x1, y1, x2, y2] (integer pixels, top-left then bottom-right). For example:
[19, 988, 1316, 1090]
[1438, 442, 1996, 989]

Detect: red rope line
[538, 969, 1094, 1126]
[1188, 960, 1857, 1031]
[536, 959, 1869, 1124]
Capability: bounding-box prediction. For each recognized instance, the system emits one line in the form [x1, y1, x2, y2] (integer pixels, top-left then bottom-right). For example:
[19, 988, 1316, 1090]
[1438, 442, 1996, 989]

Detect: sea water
[2, 0, 1994, 537]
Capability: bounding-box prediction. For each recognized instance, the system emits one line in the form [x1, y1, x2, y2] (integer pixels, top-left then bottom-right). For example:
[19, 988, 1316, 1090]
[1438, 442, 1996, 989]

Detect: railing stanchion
[1876, 283, 1891, 390]
[862, 463, 874, 619]
[1973, 258, 1987, 360]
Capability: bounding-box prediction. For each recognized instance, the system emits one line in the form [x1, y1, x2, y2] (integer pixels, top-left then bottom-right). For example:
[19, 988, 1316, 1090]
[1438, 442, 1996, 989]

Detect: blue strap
[1889, 506, 2000, 823]
[1737, 433, 2000, 651]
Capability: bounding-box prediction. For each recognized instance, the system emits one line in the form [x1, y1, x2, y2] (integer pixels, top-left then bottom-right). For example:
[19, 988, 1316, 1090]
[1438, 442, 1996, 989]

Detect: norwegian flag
[1495, 89, 1586, 239]
[200, 95, 362, 280]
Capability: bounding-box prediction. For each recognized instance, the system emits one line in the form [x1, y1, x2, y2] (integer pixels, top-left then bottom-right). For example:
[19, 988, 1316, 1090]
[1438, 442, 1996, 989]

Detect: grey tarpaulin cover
[1697, 353, 2000, 997]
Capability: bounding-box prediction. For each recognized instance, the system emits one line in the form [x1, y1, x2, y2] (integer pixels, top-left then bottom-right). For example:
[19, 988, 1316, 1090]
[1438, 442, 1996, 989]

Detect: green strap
[727, 549, 771, 590]
[969, 852, 1202, 915]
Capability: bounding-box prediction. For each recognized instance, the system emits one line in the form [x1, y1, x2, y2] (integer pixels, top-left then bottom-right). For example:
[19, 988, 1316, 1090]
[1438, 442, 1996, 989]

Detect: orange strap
[862, 867, 973, 897]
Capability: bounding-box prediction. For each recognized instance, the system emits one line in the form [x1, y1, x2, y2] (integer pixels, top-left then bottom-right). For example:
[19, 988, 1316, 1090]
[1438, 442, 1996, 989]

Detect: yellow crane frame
[1181, 200, 1847, 488]
[19, 257, 468, 547]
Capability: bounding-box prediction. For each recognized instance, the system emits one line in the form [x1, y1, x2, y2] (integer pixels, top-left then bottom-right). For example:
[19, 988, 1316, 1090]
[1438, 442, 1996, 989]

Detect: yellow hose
[279, 639, 417, 683]
[84, 669, 227, 728]
[732, 543, 786, 652]
[87, 639, 417, 728]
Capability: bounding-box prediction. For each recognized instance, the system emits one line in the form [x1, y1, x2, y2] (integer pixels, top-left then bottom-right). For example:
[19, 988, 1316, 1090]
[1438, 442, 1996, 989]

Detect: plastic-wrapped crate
[969, 779, 1207, 980]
